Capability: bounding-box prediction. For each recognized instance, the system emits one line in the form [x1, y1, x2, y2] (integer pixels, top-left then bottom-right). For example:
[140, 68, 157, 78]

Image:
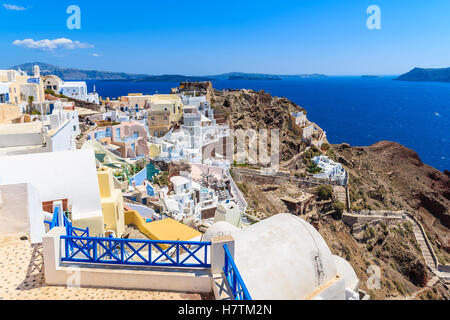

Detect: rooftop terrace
[0, 235, 210, 300]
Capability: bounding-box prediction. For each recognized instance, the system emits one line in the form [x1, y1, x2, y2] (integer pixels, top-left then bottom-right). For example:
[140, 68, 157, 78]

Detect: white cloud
[3, 4, 27, 11]
[92, 53, 102, 57]
[13, 38, 94, 51]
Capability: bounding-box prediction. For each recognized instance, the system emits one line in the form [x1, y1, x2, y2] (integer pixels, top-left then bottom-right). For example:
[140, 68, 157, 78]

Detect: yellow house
[148, 94, 183, 122]
[0, 67, 45, 105]
[97, 167, 125, 237]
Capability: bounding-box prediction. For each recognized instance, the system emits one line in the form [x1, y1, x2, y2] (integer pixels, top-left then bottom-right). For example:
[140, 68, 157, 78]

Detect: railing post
[93, 239, 97, 262]
[121, 241, 124, 263]
[64, 236, 69, 259]
[148, 243, 152, 265]
[210, 235, 234, 275]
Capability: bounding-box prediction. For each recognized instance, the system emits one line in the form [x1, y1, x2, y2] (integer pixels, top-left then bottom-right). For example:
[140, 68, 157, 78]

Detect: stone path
[0, 236, 208, 300]
[333, 186, 347, 205]
[405, 217, 450, 280]
[410, 220, 437, 272]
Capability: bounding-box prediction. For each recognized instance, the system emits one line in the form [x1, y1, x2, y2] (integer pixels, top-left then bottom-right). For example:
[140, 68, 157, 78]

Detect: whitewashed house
[59, 81, 99, 104]
[311, 155, 348, 186]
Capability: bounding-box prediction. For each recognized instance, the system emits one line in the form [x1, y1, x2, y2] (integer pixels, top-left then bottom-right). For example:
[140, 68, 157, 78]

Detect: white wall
[0, 183, 45, 243]
[0, 149, 103, 225]
[27, 183, 46, 243]
[0, 132, 43, 148]
[49, 119, 76, 152]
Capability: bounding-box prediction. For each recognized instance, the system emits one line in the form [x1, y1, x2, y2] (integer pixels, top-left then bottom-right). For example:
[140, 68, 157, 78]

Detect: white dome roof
[333, 255, 359, 292]
[229, 213, 340, 300]
[202, 221, 239, 242]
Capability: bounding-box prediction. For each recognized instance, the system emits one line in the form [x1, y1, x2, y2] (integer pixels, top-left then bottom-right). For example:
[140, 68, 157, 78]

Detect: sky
[1, 0, 450, 75]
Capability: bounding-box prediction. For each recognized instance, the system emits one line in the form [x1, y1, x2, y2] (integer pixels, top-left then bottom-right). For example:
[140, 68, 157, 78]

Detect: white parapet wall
[42, 227, 213, 293]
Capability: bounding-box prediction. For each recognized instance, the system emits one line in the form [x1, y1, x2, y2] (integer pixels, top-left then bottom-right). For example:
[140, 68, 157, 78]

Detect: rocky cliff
[210, 88, 317, 162]
[332, 141, 450, 263]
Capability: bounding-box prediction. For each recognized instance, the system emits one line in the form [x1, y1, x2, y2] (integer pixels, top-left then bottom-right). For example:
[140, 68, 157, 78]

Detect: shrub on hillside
[317, 185, 333, 201]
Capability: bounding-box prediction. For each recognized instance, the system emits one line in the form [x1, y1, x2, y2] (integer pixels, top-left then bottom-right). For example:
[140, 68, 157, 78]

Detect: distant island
[8, 62, 328, 82]
[9, 62, 149, 80]
[396, 67, 450, 83]
[124, 75, 215, 82]
[227, 75, 282, 81]
[361, 75, 383, 79]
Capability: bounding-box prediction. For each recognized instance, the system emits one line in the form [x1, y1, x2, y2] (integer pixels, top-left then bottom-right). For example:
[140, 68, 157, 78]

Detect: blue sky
[1, 0, 450, 75]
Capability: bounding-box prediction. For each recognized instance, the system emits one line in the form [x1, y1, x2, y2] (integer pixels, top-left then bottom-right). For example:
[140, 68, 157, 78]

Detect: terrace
[41, 208, 252, 300]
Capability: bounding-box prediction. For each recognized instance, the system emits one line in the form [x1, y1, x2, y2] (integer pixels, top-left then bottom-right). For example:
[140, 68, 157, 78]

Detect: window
[73, 126, 77, 132]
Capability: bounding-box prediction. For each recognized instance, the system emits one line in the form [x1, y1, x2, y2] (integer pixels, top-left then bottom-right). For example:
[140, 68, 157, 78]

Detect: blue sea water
[86, 77, 450, 172]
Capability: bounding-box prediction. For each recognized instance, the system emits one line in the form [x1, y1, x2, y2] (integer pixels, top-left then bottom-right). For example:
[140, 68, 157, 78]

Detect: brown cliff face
[332, 141, 450, 259]
[211, 89, 311, 162]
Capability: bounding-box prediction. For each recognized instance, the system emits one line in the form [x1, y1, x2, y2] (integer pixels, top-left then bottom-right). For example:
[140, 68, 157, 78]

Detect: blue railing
[63, 213, 89, 237]
[50, 207, 60, 229]
[223, 244, 252, 300]
[61, 235, 211, 268]
[45, 208, 89, 238]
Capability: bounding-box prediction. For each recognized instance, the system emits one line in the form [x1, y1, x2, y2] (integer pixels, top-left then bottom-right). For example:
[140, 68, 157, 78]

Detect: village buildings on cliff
[0, 69, 362, 300]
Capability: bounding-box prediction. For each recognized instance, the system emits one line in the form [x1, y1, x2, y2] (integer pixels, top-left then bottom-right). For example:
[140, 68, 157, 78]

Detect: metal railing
[50, 207, 60, 229]
[45, 207, 90, 238]
[61, 235, 211, 268]
[63, 213, 89, 237]
[223, 244, 252, 300]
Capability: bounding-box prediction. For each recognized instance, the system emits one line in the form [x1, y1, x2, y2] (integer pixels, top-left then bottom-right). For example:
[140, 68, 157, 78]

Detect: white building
[0, 101, 80, 156]
[159, 173, 220, 223]
[180, 94, 208, 108]
[43, 75, 63, 92]
[214, 201, 242, 228]
[59, 81, 99, 104]
[0, 149, 104, 243]
[292, 111, 308, 127]
[311, 155, 348, 186]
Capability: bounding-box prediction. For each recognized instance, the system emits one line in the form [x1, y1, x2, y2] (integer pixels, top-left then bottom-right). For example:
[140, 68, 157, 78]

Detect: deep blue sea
[86, 77, 450, 172]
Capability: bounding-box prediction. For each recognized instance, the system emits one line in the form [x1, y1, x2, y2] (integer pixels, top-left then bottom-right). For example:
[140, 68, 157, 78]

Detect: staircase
[333, 186, 347, 205]
[410, 220, 437, 272]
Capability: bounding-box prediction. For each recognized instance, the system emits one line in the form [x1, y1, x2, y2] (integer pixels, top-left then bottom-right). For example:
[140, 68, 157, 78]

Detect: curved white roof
[205, 213, 358, 300]
[333, 255, 359, 292]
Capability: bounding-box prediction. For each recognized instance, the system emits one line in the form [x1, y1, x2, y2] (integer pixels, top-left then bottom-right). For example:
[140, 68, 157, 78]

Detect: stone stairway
[408, 217, 450, 280]
[410, 221, 437, 272]
[333, 186, 347, 206]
